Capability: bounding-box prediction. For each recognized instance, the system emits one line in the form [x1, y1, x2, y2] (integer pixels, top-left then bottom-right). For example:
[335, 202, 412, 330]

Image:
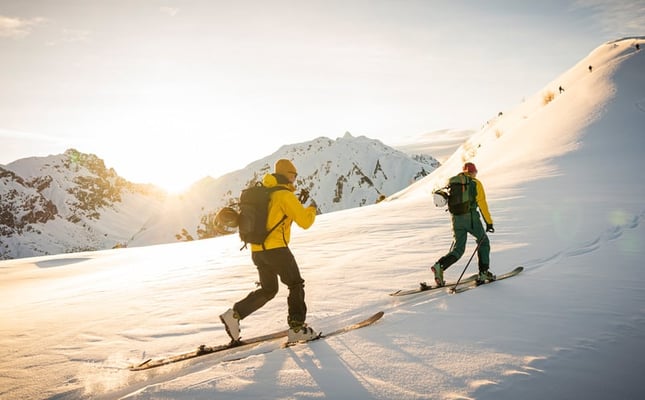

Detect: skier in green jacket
[432, 162, 495, 286]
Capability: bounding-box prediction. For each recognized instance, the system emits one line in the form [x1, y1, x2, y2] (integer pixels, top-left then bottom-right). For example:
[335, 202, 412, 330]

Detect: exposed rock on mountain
[1, 135, 438, 259]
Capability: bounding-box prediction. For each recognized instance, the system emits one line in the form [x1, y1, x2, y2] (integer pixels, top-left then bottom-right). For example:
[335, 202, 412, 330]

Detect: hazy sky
[1, 0, 643, 191]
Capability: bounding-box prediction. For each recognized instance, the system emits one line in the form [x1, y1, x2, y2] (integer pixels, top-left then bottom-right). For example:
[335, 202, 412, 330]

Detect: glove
[298, 189, 310, 204]
[486, 223, 495, 233]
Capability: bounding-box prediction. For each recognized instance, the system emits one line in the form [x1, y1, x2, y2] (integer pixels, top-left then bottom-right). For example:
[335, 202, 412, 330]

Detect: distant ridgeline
[1, 135, 438, 259]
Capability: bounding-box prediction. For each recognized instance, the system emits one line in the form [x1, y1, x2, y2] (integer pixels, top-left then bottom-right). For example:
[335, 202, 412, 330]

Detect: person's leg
[471, 215, 490, 271]
[443, 215, 469, 270]
[273, 248, 307, 327]
[233, 251, 280, 319]
[431, 215, 468, 285]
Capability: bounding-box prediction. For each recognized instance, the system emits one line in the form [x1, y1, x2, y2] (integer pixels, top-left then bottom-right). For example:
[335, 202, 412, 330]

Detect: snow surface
[1, 37, 644, 400]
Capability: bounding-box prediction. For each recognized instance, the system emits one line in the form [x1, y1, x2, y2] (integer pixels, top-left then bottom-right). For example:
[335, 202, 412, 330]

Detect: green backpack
[447, 173, 475, 215]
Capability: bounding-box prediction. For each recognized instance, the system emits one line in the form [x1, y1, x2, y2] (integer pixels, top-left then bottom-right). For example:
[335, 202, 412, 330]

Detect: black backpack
[447, 173, 475, 215]
[238, 182, 289, 249]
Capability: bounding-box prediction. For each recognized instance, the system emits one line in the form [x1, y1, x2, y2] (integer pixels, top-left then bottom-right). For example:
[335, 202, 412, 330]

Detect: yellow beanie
[275, 159, 297, 176]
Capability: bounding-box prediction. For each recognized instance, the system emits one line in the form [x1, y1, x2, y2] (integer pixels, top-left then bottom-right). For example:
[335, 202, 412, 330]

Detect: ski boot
[431, 262, 445, 287]
[476, 269, 496, 285]
[219, 308, 241, 342]
[287, 323, 320, 343]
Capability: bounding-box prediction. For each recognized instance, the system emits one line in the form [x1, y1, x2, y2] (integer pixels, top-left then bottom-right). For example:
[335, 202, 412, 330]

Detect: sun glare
[157, 172, 196, 194]
[89, 86, 271, 195]
[101, 141, 201, 194]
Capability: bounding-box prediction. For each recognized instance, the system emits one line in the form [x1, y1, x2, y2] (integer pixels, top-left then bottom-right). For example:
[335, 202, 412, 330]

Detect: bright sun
[93, 87, 266, 195]
[155, 168, 199, 194]
[108, 139, 249, 195]
[103, 142, 206, 194]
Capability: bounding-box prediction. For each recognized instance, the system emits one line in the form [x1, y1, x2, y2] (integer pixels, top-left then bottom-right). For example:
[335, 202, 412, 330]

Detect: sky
[0, 0, 643, 192]
[1, 36, 644, 399]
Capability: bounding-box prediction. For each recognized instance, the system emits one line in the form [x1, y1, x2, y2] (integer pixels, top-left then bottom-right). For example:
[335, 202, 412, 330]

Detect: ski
[450, 266, 524, 294]
[390, 274, 478, 296]
[129, 311, 384, 371]
[129, 330, 287, 371]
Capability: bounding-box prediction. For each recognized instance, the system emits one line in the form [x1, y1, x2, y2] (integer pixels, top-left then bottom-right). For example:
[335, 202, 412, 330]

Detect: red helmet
[463, 162, 478, 174]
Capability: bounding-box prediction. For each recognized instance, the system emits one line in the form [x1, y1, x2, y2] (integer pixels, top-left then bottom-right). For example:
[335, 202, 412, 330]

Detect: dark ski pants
[438, 211, 490, 271]
[234, 247, 307, 327]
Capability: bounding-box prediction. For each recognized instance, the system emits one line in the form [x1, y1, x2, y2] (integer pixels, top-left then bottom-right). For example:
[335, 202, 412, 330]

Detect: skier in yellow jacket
[432, 162, 495, 286]
[220, 159, 319, 343]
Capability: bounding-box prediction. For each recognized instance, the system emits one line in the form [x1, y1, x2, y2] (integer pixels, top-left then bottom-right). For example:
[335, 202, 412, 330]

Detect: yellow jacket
[472, 176, 493, 225]
[250, 174, 317, 252]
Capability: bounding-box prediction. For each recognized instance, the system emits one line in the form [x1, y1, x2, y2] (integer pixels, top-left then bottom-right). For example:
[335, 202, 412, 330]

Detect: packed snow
[1, 37, 644, 400]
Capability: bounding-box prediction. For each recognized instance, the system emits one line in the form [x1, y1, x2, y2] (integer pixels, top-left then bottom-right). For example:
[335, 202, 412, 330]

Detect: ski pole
[449, 239, 482, 293]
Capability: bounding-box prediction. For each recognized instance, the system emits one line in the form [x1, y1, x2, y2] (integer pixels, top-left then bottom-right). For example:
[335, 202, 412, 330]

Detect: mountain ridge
[0, 133, 439, 259]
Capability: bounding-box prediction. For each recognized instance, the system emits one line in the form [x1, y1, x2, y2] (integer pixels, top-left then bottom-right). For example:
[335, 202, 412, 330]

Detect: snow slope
[0, 37, 644, 400]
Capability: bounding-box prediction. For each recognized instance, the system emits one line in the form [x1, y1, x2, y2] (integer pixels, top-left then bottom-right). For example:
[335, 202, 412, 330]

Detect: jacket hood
[262, 173, 296, 192]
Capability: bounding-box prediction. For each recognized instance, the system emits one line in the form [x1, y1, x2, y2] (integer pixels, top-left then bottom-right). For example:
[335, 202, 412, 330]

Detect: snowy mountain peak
[1, 136, 439, 258]
[130, 134, 439, 246]
[1, 149, 165, 259]
[395, 37, 645, 202]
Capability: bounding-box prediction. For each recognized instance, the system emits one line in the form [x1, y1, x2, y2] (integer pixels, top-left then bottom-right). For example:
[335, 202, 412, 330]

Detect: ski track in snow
[636, 97, 645, 113]
[522, 209, 644, 271]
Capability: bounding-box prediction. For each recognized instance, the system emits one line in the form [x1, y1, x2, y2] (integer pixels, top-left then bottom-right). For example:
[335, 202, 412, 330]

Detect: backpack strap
[262, 215, 287, 250]
[468, 176, 477, 211]
[261, 186, 290, 250]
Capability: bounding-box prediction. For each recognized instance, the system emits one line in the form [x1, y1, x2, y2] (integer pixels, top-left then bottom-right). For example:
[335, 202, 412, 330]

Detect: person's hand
[486, 223, 495, 233]
[298, 189, 310, 204]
